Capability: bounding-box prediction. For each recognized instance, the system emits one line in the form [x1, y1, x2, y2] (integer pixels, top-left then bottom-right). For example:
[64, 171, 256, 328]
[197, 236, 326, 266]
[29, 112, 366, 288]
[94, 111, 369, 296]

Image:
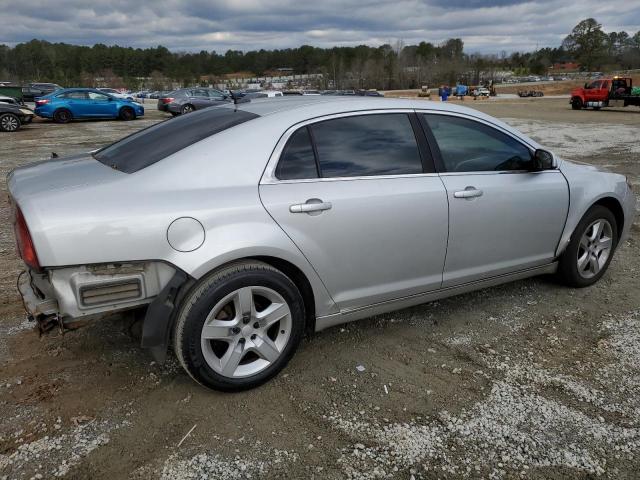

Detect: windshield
[93, 107, 259, 173]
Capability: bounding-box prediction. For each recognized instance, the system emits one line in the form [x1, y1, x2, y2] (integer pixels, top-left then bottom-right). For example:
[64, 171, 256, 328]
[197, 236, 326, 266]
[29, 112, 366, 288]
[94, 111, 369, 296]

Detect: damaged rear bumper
[17, 270, 61, 333]
[16, 262, 193, 362]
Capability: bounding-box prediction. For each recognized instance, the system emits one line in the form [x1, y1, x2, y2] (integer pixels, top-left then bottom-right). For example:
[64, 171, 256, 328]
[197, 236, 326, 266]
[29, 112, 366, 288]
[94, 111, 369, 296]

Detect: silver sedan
[8, 97, 635, 390]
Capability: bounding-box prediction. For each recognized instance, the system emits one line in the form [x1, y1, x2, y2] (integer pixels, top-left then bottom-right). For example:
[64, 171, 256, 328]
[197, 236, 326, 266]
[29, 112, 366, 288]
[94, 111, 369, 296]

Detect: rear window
[93, 107, 259, 173]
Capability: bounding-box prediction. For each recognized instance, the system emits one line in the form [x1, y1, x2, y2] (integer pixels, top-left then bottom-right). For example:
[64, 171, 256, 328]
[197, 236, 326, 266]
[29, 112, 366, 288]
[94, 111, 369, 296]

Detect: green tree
[562, 18, 607, 71]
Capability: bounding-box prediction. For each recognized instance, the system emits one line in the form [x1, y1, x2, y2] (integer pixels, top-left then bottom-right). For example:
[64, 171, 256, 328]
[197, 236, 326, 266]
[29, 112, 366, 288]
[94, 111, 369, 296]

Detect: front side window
[88, 92, 109, 101]
[208, 90, 226, 99]
[423, 114, 532, 172]
[311, 114, 423, 178]
[275, 127, 318, 180]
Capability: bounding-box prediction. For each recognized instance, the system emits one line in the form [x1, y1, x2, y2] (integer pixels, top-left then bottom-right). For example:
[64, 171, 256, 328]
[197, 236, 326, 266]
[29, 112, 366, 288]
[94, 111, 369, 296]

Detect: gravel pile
[159, 448, 299, 479]
[0, 418, 129, 479]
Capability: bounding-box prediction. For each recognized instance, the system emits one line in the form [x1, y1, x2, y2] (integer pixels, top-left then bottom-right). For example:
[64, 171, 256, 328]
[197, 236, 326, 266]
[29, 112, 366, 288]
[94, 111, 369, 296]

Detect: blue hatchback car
[34, 88, 144, 123]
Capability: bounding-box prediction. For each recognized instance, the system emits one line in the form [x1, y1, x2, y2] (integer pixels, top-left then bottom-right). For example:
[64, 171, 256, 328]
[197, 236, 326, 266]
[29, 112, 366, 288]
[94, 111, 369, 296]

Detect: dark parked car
[0, 95, 21, 106]
[158, 88, 230, 115]
[22, 83, 62, 101]
[0, 103, 35, 132]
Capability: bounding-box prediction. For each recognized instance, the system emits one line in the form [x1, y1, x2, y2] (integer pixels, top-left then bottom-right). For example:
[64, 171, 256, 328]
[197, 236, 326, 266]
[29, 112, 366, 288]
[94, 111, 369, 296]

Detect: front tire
[571, 97, 583, 110]
[557, 205, 617, 287]
[173, 261, 305, 391]
[119, 107, 135, 121]
[0, 113, 21, 132]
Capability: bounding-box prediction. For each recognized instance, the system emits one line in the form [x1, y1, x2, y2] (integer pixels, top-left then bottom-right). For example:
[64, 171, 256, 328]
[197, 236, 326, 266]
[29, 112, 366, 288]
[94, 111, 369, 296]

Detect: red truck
[570, 76, 640, 110]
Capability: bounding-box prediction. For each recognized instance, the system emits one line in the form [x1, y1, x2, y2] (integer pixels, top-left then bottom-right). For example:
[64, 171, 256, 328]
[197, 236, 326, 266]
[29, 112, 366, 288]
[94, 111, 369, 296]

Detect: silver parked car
[9, 97, 635, 391]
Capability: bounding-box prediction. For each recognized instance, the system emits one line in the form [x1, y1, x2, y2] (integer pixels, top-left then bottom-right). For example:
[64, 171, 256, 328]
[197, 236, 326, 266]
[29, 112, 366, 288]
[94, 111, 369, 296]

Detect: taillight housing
[13, 206, 40, 271]
[160, 97, 174, 104]
[35, 98, 50, 106]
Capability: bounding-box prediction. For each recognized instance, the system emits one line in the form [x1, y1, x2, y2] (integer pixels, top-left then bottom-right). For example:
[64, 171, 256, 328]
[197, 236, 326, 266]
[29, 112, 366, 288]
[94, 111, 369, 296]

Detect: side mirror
[531, 149, 556, 171]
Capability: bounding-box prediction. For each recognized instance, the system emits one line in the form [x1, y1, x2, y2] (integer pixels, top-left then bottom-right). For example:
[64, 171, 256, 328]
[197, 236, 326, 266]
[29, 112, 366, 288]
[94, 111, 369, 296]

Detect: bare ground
[1, 99, 639, 479]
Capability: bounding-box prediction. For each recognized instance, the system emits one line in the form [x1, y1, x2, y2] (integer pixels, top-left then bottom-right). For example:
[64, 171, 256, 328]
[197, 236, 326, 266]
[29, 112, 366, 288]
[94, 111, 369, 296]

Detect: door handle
[289, 199, 332, 214]
[453, 187, 483, 199]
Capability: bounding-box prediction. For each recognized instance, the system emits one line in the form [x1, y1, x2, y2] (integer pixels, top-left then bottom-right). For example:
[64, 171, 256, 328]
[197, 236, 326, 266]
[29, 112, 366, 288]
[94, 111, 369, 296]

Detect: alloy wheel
[577, 219, 613, 279]
[200, 286, 292, 378]
[1, 114, 19, 132]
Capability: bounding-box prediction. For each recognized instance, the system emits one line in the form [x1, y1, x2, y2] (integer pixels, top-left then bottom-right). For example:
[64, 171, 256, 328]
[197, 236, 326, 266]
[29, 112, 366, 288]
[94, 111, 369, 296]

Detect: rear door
[260, 111, 449, 311]
[420, 112, 569, 287]
[59, 91, 90, 116]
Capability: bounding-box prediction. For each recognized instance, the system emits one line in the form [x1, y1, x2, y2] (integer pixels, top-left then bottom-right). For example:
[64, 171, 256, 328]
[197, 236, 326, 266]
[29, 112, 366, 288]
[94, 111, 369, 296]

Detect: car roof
[49, 87, 108, 95]
[224, 96, 541, 150]
[232, 96, 486, 121]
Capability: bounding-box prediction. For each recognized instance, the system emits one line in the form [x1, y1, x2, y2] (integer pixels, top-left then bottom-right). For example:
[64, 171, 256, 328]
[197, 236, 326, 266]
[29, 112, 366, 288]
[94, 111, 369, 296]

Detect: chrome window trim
[414, 108, 538, 151]
[260, 109, 432, 185]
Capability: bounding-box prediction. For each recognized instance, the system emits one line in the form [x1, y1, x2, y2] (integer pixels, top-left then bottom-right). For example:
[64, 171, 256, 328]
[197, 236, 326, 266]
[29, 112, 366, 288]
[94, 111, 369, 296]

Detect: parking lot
[1, 98, 639, 479]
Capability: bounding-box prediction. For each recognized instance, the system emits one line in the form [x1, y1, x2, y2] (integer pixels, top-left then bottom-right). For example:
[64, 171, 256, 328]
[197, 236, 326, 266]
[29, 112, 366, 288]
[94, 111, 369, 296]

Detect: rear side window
[275, 127, 318, 180]
[59, 91, 87, 99]
[311, 114, 423, 178]
[94, 107, 259, 173]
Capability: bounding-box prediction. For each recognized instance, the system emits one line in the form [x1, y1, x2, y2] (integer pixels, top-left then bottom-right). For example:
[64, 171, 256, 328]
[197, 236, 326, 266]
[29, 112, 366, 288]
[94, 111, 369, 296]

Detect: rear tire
[0, 113, 21, 132]
[53, 109, 72, 124]
[173, 261, 305, 391]
[181, 104, 194, 115]
[557, 205, 618, 287]
[571, 97, 583, 110]
[119, 107, 135, 121]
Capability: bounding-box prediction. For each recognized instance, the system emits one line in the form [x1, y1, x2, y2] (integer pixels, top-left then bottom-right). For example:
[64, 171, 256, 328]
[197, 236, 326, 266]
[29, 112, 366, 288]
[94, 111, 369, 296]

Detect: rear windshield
[94, 107, 259, 173]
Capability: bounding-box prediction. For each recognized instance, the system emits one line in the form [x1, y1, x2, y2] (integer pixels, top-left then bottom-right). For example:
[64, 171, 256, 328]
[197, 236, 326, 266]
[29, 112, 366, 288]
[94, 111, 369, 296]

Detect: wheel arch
[593, 196, 624, 241]
[556, 194, 626, 257]
[53, 107, 72, 119]
[119, 105, 135, 118]
[251, 255, 317, 335]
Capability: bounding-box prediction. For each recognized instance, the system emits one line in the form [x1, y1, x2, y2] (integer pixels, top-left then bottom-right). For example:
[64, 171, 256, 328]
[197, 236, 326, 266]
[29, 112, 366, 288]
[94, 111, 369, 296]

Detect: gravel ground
[0, 99, 638, 479]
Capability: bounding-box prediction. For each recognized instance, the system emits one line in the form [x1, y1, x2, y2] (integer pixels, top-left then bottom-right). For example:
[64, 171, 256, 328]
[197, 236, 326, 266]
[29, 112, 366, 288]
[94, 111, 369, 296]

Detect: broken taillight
[13, 206, 40, 270]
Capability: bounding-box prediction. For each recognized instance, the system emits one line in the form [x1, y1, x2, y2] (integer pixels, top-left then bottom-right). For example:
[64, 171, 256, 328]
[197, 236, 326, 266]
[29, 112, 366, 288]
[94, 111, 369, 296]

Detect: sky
[0, 0, 639, 54]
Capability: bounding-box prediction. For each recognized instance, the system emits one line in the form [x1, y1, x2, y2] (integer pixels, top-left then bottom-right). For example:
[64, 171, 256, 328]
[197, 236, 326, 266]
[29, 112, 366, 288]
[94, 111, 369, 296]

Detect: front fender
[556, 161, 631, 256]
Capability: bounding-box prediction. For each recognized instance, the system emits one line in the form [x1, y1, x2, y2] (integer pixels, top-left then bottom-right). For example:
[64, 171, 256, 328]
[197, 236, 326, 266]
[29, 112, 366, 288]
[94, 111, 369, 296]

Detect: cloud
[0, 0, 638, 53]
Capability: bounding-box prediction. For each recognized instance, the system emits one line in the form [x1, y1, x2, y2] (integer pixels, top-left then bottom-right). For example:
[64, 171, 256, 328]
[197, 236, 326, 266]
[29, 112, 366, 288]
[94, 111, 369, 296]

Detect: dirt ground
[1, 98, 639, 480]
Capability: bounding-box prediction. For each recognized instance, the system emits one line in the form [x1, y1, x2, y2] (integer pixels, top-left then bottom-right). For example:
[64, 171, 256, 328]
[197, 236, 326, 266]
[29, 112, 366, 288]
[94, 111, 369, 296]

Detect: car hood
[7, 152, 124, 202]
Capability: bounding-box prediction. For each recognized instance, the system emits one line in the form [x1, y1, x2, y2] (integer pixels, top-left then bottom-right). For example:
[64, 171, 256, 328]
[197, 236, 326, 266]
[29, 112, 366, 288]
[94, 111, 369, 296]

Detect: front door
[420, 113, 569, 287]
[86, 91, 117, 117]
[260, 112, 449, 311]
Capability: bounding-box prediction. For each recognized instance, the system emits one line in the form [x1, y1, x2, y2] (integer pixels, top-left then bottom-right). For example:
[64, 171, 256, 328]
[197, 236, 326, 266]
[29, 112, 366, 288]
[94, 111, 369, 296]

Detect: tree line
[0, 18, 638, 90]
